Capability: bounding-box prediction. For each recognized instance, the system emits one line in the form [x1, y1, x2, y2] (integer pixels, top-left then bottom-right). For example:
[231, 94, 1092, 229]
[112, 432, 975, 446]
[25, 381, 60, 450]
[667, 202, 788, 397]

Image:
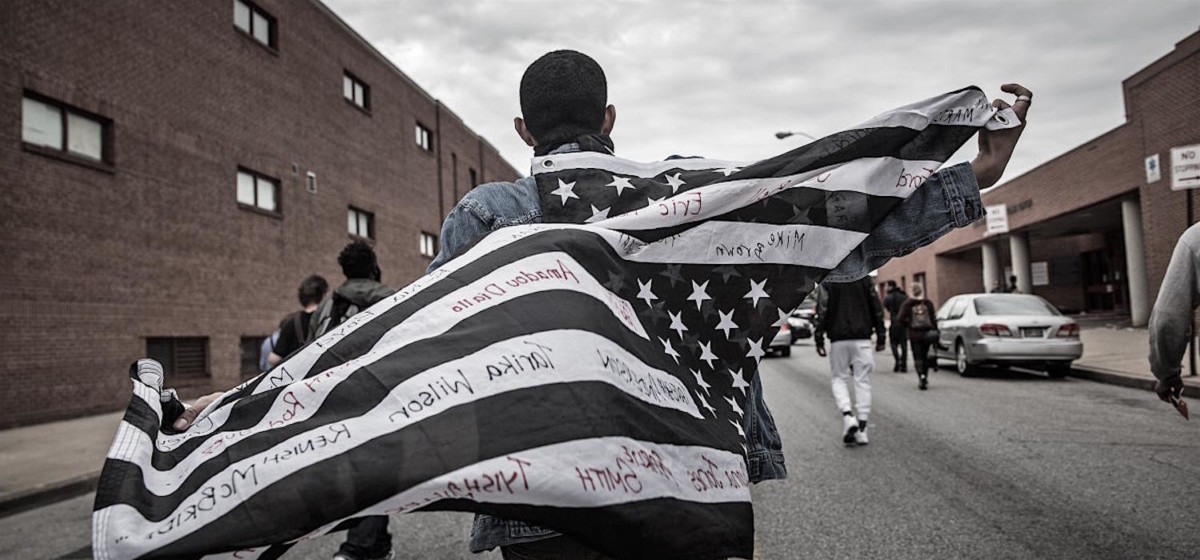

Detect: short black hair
[298, 275, 328, 306]
[338, 240, 378, 280]
[520, 50, 607, 147]
[886, 280, 897, 289]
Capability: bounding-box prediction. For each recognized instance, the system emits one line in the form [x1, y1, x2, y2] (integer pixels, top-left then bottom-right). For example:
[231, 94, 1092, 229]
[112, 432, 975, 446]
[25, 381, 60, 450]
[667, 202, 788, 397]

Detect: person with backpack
[267, 274, 329, 367]
[814, 277, 887, 446]
[896, 283, 939, 390]
[882, 280, 909, 373]
[308, 241, 396, 560]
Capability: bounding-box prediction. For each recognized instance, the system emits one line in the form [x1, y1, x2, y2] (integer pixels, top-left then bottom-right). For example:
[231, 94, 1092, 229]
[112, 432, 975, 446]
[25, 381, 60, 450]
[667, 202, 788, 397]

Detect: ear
[601, 104, 616, 135]
[514, 117, 536, 147]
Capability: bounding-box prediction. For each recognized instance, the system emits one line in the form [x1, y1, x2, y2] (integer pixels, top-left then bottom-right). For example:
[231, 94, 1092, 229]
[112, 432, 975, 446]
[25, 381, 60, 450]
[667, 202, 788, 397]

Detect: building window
[913, 272, 926, 290]
[343, 72, 369, 110]
[348, 207, 374, 239]
[469, 168, 478, 187]
[415, 123, 433, 152]
[237, 168, 280, 213]
[233, 0, 275, 48]
[306, 172, 317, 193]
[146, 337, 209, 380]
[420, 232, 438, 258]
[21, 94, 110, 164]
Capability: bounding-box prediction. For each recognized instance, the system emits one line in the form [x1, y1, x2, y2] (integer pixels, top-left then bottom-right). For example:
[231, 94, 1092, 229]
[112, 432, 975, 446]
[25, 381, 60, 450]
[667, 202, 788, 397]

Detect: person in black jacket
[882, 280, 909, 373]
[896, 283, 939, 390]
[814, 277, 887, 446]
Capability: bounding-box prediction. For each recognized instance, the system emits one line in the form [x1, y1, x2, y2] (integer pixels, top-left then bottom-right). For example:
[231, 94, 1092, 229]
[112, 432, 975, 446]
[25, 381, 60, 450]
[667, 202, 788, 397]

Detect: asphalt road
[4, 339, 1197, 559]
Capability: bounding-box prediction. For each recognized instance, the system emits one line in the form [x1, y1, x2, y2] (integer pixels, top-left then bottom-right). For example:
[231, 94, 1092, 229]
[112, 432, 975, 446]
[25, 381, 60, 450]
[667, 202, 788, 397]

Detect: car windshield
[973, 295, 1060, 316]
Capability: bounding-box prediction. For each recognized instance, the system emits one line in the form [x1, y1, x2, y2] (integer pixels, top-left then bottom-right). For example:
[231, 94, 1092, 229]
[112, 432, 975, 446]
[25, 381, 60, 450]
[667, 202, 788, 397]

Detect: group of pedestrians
[813, 278, 940, 445]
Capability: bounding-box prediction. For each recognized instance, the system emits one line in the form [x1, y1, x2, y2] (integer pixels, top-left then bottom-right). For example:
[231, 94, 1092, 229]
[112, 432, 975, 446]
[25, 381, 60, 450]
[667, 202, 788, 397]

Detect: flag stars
[746, 338, 766, 363]
[660, 337, 680, 364]
[744, 278, 770, 307]
[716, 165, 741, 177]
[697, 391, 716, 417]
[665, 173, 686, 193]
[729, 419, 746, 439]
[637, 279, 658, 307]
[586, 204, 610, 223]
[669, 311, 688, 338]
[699, 341, 718, 369]
[724, 395, 744, 418]
[550, 179, 578, 205]
[729, 368, 750, 396]
[715, 309, 740, 338]
[606, 175, 635, 196]
[688, 280, 712, 311]
[772, 308, 791, 328]
[692, 369, 711, 396]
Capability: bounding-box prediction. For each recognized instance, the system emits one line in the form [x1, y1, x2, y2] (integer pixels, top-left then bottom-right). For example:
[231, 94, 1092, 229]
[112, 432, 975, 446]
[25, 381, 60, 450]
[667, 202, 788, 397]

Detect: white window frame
[415, 123, 433, 152]
[343, 72, 369, 110]
[420, 232, 438, 258]
[348, 207, 374, 239]
[21, 94, 110, 164]
[233, 0, 275, 48]
[237, 168, 280, 214]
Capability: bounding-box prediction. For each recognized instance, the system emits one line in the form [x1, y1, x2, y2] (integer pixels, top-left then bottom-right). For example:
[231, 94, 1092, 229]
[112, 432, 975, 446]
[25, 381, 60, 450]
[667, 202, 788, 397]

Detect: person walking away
[267, 275, 328, 367]
[814, 277, 887, 445]
[882, 280, 909, 372]
[897, 283, 938, 390]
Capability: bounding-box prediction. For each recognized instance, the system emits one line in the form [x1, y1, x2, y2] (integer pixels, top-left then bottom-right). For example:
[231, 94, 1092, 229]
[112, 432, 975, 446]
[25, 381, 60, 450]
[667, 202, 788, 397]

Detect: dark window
[306, 172, 317, 193]
[233, 0, 276, 48]
[146, 337, 209, 380]
[420, 231, 438, 258]
[469, 168, 478, 187]
[343, 72, 370, 110]
[22, 93, 111, 164]
[913, 272, 926, 290]
[240, 336, 266, 376]
[237, 168, 280, 214]
[349, 207, 374, 239]
[415, 123, 433, 152]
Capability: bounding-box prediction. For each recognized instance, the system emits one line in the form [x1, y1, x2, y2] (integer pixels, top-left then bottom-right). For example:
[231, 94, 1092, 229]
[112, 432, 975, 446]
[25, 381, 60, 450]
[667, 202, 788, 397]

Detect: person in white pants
[814, 278, 887, 445]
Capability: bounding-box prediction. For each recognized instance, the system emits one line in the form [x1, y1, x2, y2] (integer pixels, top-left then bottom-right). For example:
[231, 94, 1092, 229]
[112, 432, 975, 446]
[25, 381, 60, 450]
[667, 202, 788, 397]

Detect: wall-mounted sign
[985, 204, 1009, 235]
[1031, 261, 1049, 286]
[1171, 144, 1200, 190]
[1146, 153, 1161, 184]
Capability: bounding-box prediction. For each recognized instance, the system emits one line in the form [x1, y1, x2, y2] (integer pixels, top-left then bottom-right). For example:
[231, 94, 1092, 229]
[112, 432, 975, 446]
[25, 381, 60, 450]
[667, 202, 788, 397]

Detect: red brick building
[0, 0, 521, 427]
[878, 29, 1200, 326]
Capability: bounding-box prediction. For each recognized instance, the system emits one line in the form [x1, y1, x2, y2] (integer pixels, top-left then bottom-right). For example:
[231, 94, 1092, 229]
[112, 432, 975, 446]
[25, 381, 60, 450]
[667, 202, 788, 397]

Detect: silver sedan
[931, 293, 1083, 377]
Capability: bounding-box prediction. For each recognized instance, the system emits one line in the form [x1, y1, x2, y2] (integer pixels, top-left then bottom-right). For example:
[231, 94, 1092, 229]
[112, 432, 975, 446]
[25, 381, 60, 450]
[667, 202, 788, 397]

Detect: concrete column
[981, 241, 1002, 293]
[1009, 233, 1032, 294]
[1122, 197, 1150, 326]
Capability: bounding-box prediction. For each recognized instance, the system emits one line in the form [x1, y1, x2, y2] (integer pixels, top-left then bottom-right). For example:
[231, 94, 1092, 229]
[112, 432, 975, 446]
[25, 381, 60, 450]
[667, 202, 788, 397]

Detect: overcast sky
[323, 0, 1198, 187]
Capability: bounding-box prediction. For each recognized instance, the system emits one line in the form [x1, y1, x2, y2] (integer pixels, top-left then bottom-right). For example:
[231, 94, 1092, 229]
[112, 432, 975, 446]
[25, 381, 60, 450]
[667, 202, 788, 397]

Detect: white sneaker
[841, 414, 859, 445]
[854, 425, 869, 445]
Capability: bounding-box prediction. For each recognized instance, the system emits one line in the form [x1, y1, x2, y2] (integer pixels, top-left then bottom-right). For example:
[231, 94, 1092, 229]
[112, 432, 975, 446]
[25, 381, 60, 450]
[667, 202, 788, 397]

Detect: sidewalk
[2, 322, 1198, 518]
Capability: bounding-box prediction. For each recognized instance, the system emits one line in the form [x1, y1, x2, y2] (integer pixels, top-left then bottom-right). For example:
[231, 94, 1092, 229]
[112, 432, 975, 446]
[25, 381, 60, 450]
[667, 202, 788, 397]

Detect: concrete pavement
[2, 322, 1196, 520]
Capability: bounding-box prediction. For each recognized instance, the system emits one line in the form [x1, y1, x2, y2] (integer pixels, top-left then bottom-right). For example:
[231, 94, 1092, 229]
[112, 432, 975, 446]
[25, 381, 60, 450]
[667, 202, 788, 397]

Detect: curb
[0, 471, 100, 520]
[1068, 365, 1200, 398]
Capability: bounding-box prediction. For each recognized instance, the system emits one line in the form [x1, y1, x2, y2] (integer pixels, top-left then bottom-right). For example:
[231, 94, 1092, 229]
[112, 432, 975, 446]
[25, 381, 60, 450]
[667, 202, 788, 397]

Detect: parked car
[768, 323, 793, 357]
[930, 293, 1083, 377]
[786, 312, 813, 342]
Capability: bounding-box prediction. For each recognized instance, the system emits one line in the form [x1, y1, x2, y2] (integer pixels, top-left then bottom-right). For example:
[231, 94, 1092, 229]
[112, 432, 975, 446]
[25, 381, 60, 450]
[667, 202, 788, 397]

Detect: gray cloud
[325, 0, 1199, 185]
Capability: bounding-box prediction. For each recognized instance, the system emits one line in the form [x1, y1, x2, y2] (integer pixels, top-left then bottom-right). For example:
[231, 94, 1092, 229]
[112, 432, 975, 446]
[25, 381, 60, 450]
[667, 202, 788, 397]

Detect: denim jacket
[427, 145, 983, 552]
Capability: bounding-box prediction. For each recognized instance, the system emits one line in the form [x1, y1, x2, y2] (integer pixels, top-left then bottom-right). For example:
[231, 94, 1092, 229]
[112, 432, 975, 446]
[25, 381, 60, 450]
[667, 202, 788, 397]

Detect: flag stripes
[94, 87, 1017, 560]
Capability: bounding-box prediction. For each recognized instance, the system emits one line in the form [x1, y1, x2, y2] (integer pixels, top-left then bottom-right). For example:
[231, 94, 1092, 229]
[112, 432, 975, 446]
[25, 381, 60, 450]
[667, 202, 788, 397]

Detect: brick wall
[0, 0, 519, 427]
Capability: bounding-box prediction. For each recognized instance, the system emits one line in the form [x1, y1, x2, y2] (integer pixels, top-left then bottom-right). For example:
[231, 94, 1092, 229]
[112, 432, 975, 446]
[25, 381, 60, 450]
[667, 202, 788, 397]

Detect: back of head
[297, 275, 329, 306]
[338, 240, 379, 280]
[520, 50, 607, 147]
[886, 280, 897, 290]
[911, 283, 924, 298]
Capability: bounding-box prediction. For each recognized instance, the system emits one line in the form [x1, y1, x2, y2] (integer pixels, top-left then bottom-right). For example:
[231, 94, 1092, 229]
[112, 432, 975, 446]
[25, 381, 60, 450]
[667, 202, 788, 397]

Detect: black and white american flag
[93, 88, 1017, 560]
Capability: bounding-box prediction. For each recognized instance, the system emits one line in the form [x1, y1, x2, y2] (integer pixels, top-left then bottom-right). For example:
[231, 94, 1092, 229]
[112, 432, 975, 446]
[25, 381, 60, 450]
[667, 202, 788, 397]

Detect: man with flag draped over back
[96, 49, 1032, 560]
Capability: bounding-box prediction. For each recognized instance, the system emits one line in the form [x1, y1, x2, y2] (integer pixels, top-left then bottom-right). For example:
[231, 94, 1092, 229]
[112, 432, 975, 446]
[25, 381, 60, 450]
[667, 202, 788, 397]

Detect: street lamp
[775, 130, 817, 141]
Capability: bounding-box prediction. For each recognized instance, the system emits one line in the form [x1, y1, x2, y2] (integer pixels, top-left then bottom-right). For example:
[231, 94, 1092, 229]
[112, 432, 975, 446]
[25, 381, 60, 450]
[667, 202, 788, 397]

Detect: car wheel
[780, 346, 791, 358]
[1047, 361, 1071, 378]
[955, 341, 975, 377]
